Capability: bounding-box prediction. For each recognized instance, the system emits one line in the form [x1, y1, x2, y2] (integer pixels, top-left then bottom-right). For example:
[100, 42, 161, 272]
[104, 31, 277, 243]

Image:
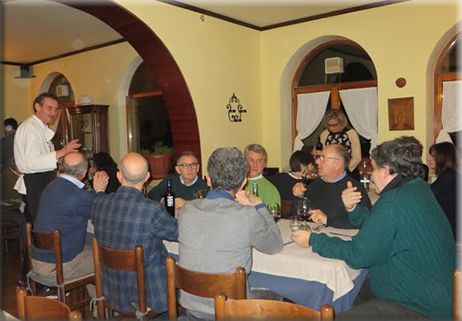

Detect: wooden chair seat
[16, 287, 82, 320]
[215, 293, 335, 320]
[25, 222, 95, 312]
[166, 256, 246, 320]
[92, 237, 159, 321]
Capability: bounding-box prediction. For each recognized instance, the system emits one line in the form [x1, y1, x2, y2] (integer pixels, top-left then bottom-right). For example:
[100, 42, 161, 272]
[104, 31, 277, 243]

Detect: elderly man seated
[292, 144, 371, 229]
[147, 151, 209, 209]
[31, 152, 108, 291]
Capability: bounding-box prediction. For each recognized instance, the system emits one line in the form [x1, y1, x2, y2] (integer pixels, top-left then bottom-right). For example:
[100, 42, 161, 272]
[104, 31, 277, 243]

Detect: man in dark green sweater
[147, 151, 209, 208]
[292, 138, 455, 319]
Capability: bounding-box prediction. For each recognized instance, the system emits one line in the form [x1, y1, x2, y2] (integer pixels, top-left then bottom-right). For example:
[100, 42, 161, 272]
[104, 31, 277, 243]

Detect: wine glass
[267, 203, 281, 223]
[289, 215, 302, 231]
[297, 197, 311, 229]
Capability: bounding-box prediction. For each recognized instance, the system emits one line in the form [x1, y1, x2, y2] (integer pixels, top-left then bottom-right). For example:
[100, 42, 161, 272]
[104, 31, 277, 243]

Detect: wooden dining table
[163, 219, 368, 313]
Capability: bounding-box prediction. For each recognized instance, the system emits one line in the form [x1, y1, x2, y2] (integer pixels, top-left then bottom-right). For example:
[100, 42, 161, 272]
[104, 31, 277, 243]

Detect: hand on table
[309, 209, 327, 225]
[291, 230, 311, 248]
[235, 190, 263, 206]
[175, 197, 187, 209]
[292, 182, 306, 198]
[93, 171, 109, 192]
[342, 181, 362, 211]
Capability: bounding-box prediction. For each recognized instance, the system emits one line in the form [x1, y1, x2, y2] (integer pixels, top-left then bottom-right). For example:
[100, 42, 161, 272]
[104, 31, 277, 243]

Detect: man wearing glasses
[147, 151, 209, 209]
[292, 144, 371, 229]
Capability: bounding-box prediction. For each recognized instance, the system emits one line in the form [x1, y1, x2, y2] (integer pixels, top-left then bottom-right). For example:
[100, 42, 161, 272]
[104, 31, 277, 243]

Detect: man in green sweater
[244, 143, 281, 206]
[292, 138, 455, 319]
[147, 151, 209, 208]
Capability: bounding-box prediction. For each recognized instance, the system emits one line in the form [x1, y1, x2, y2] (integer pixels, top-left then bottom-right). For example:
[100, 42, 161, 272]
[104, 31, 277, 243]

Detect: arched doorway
[54, 0, 201, 164]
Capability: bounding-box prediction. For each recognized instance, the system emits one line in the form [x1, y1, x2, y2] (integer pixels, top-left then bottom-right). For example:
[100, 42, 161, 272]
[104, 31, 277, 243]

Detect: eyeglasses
[177, 162, 198, 169]
[313, 155, 321, 160]
[326, 122, 339, 128]
[318, 155, 339, 162]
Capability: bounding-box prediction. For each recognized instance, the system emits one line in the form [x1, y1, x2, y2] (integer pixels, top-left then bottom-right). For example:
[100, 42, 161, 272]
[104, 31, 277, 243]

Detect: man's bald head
[59, 152, 88, 179]
[119, 153, 149, 186]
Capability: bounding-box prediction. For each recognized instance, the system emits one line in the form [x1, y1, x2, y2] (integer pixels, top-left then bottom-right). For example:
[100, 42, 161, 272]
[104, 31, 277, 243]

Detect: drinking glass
[267, 203, 281, 223]
[297, 197, 311, 229]
[289, 215, 302, 231]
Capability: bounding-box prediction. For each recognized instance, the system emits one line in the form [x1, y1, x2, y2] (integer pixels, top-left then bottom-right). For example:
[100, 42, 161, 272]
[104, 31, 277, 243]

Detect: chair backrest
[214, 293, 334, 320]
[16, 287, 81, 320]
[281, 200, 292, 216]
[455, 268, 461, 321]
[26, 222, 64, 289]
[92, 237, 147, 320]
[165, 256, 246, 320]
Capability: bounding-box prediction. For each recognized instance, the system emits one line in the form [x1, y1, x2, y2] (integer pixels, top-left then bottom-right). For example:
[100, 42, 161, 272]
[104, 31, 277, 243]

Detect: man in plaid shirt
[92, 152, 178, 314]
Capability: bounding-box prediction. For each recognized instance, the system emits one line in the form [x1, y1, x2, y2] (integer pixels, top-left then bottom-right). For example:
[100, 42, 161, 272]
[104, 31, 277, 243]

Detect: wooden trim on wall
[433, 31, 461, 142]
[56, 0, 202, 172]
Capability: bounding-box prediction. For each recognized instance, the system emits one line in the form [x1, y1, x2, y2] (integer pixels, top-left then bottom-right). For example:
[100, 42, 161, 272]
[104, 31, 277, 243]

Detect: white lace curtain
[294, 87, 378, 153]
[293, 91, 330, 151]
[436, 80, 462, 143]
[339, 87, 378, 153]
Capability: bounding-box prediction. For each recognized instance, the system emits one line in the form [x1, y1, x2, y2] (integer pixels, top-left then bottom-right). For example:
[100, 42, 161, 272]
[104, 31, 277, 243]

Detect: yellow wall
[260, 1, 460, 168]
[2, 0, 460, 169]
[3, 65, 32, 123]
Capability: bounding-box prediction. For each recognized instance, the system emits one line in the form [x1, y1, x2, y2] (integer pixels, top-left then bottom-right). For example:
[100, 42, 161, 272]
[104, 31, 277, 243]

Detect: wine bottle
[252, 183, 259, 197]
[164, 179, 176, 217]
[315, 136, 323, 151]
[360, 161, 370, 192]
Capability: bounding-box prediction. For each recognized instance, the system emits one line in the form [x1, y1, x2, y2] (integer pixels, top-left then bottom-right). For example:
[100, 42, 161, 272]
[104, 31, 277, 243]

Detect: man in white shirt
[14, 92, 81, 223]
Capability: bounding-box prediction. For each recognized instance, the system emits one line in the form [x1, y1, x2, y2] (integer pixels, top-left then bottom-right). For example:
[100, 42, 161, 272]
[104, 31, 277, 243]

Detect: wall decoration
[395, 77, 406, 88]
[227, 93, 247, 122]
[388, 97, 414, 130]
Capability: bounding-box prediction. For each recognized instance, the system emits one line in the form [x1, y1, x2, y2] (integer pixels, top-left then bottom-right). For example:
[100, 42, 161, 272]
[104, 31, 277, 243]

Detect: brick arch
[55, 1, 201, 167]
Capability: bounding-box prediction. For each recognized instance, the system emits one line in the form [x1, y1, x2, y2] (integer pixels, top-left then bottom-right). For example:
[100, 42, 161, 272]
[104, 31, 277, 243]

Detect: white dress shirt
[13, 115, 57, 194]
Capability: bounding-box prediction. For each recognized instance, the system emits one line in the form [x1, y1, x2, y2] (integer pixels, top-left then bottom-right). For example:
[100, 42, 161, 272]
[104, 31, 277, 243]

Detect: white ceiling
[2, 0, 395, 65]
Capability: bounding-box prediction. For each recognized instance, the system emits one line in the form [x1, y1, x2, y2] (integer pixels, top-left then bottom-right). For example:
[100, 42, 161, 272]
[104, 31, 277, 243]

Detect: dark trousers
[23, 171, 55, 224]
[337, 278, 429, 320]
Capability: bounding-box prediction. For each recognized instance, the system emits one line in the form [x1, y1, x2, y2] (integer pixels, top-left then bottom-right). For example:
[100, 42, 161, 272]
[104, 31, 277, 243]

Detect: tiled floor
[1, 239, 22, 317]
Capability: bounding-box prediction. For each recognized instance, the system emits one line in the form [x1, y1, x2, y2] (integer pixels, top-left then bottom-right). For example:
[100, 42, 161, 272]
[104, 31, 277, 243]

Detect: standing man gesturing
[14, 92, 81, 224]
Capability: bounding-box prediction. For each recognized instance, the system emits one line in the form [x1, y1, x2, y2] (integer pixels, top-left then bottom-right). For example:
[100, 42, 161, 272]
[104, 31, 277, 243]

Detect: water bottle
[164, 179, 175, 217]
[360, 161, 370, 192]
[252, 183, 259, 197]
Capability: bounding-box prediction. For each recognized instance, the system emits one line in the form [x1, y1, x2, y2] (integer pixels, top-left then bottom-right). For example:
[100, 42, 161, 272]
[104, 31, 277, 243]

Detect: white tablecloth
[163, 220, 361, 301]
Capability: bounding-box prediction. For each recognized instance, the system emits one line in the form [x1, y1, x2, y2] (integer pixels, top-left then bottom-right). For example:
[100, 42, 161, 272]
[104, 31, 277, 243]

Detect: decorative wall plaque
[388, 97, 414, 131]
[226, 93, 247, 122]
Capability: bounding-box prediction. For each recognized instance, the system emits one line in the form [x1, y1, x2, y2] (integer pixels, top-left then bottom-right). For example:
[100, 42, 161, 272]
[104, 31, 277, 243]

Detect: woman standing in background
[319, 109, 362, 181]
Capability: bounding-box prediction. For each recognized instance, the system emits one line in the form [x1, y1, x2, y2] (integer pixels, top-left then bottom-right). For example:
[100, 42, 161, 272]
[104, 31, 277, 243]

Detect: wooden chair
[16, 287, 82, 320]
[215, 293, 335, 320]
[166, 256, 246, 320]
[281, 200, 292, 216]
[25, 222, 95, 311]
[92, 237, 158, 320]
[455, 268, 461, 321]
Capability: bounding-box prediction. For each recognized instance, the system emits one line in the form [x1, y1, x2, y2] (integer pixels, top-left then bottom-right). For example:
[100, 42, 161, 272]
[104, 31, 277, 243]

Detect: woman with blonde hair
[319, 109, 362, 180]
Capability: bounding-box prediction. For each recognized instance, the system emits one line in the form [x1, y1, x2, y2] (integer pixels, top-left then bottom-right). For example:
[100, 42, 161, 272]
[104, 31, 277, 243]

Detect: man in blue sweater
[31, 152, 108, 288]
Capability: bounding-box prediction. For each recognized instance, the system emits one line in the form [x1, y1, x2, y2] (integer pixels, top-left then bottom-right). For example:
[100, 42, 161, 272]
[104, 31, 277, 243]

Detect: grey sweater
[178, 190, 283, 319]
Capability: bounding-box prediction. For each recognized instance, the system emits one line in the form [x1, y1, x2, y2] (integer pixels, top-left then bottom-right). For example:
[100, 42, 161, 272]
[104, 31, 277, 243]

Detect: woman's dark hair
[429, 142, 460, 176]
[371, 139, 424, 178]
[92, 152, 117, 171]
[290, 150, 314, 172]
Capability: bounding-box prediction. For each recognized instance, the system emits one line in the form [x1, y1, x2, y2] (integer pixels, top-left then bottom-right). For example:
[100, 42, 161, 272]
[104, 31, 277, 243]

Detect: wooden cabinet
[67, 105, 109, 160]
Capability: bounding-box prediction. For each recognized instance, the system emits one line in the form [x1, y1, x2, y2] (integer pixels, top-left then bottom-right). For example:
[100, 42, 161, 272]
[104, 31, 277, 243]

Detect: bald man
[292, 144, 372, 228]
[92, 152, 178, 315]
[31, 152, 108, 290]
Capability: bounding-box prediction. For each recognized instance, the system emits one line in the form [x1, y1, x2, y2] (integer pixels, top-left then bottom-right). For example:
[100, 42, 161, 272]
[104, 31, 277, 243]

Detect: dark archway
[55, 1, 201, 165]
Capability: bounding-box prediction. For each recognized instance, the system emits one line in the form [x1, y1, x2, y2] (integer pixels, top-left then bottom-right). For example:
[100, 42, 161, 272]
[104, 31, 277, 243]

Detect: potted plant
[140, 141, 174, 179]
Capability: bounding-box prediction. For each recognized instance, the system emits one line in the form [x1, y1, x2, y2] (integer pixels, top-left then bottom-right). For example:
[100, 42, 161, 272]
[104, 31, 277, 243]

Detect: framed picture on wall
[388, 97, 414, 131]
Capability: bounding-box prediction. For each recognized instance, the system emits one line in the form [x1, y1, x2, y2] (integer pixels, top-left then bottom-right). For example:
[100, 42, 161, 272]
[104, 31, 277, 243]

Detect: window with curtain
[292, 40, 377, 157]
[434, 34, 461, 151]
